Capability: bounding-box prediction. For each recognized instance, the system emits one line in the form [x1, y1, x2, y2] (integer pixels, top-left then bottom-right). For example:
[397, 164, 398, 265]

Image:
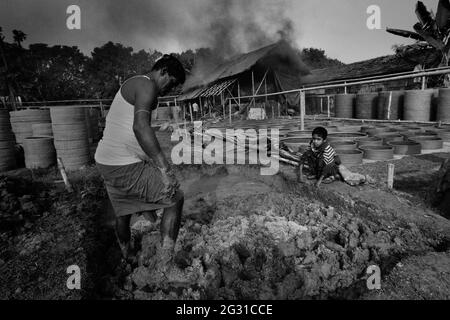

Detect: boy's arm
[298, 164, 305, 183]
[316, 175, 324, 188]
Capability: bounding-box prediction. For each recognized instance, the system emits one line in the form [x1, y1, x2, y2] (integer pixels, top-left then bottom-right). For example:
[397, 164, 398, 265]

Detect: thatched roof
[301, 46, 440, 85]
[181, 41, 309, 94]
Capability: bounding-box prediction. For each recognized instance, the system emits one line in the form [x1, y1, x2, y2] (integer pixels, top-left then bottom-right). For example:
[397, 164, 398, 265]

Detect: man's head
[151, 54, 186, 96]
[312, 126, 328, 148]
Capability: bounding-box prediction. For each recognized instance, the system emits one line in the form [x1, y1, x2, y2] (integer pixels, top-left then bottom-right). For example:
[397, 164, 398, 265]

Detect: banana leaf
[436, 0, 450, 31]
[416, 1, 435, 31]
[386, 28, 424, 41]
[413, 23, 445, 50]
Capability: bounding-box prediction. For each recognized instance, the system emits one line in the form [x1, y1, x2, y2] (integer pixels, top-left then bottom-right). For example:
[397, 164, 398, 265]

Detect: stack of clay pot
[9, 109, 51, 144]
[50, 107, 91, 171]
[0, 109, 16, 172]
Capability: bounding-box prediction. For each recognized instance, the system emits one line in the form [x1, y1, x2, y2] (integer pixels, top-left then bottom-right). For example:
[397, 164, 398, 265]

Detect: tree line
[0, 28, 344, 103]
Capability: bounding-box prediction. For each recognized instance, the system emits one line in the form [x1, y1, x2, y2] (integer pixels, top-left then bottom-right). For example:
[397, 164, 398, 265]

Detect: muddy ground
[1, 133, 449, 300]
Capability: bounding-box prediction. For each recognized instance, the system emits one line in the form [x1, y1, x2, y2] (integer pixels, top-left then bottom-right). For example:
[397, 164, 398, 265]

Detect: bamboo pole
[228, 67, 450, 102]
[387, 92, 392, 120]
[229, 99, 232, 125]
[189, 102, 193, 122]
[302, 65, 450, 89]
[238, 81, 241, 108]
[323, 116, 450, 125]
[252, 71, 255, 108]
[226, 87, 240, 106]
[221, 92, 225, 117]
[327, 96, 331, 118]
[57, 158, 73, 193]
[248, 69, 269, 108]
[183, 103, 187, 129]
[265, 74, 268, 105]
[300, 91, 305, 131]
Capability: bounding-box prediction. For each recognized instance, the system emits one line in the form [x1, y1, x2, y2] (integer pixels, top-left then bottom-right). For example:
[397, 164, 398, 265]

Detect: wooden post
[252, 71, 255, 108]
[220, 92, 223, 117]
[344, 82, 347, 94]
[100, 101, 105, 118]
[327, 95, 330, 118]
[57, 158, 73, 193]
[229, 99, 232, 125]
[173, 97, 178, 123]
[387, 91, 392, 120]
[320, 97, 323, 114]
[264, 75, 268, 105]
[387, 163, 395, 189]
[183, 104, 187, 131]
[208, 98, 211, 116]
[189, 102, 193, 122]
[237, 81, 241, 108]
[271, 103, 274, 119]
[421, 76, 426, 90]
[300, 91, 305, 131]
[199, 97, 203, 117]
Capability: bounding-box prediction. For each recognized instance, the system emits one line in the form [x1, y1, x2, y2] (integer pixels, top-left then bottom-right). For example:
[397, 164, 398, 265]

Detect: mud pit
[1, 158, 450, 299]
[128, 164, 450, 300]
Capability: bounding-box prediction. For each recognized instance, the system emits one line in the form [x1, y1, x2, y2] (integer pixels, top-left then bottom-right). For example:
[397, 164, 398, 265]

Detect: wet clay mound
[0, 175, 52, 237]
[0, 168, 125, 300]
[129, 166, 450, 300]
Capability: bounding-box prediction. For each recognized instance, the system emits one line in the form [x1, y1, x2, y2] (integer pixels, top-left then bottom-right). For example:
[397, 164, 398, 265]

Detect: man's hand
[158, 166, 179, 200]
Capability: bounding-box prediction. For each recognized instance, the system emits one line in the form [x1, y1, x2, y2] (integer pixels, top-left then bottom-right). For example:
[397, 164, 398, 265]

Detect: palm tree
[12, 29, 26, 48]
[387, 1, 450, 68]
[387, 0, 450, 86]
[0, 27, 17, 109]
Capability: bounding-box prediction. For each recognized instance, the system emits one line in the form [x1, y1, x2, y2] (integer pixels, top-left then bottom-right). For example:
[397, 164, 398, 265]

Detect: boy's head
[312, 126, 328, 148]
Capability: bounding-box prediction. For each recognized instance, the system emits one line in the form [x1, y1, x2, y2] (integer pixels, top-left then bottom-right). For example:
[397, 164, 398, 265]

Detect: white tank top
[95, 76, 151, 166]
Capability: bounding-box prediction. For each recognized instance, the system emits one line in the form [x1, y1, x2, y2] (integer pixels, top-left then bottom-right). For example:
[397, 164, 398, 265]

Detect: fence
[3, 66, 450, 127]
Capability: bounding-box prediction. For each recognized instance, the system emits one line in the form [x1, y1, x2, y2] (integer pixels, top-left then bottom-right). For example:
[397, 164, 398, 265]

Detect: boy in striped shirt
[297, 127, 341, 188]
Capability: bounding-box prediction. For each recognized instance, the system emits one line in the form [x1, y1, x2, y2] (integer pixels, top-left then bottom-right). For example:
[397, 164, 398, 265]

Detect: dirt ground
[1, 132, 450, 300]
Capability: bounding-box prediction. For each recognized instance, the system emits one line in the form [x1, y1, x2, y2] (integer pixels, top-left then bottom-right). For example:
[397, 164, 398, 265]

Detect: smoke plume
[96, 0, 297, 58]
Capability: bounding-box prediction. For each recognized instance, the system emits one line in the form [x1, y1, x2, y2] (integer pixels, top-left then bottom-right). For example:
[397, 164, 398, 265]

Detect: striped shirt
[308, 141, 337, 165]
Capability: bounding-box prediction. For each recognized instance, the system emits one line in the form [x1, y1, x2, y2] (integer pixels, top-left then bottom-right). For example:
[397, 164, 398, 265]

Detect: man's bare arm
[132, 80, 170, 170]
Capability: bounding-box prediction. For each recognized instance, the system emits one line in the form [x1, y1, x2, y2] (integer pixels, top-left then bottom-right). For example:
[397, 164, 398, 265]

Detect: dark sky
[0, 0, 438, 63]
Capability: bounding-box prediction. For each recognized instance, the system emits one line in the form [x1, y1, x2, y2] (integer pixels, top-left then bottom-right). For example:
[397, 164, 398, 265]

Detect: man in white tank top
[95, 55, 186, 266]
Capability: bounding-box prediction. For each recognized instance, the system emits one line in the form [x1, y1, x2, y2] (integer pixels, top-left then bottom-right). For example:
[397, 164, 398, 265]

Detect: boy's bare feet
[322, 176, 335, 184]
